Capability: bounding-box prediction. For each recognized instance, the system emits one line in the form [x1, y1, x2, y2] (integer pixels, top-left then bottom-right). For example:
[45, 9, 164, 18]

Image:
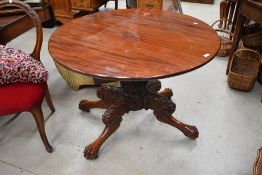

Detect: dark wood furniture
[127, 0, 183, 13]
[180, 0, 214, 4]
[47, 0, 108, 23]
[0, 0, 55, 152]
[219, 0, 239, 30]
[49, 9, 220, 159]
[0, 2, 55, 45]
[226, 0, 262, 74]
[137, 0, 163, 9]
[127, 0, 213, 6]
[47, 0, 79, 24]
[254, 147, 262, 175]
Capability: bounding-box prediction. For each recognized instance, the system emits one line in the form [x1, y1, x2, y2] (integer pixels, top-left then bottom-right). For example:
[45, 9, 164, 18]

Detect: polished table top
[48, 9, 220, 81]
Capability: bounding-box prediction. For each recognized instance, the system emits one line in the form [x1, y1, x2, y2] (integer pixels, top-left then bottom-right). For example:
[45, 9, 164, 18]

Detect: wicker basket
[242, 31, 262, 50]
[228, 49, 261, 91]
[211, 19, 233, 57]
[54, 60, 120, 91]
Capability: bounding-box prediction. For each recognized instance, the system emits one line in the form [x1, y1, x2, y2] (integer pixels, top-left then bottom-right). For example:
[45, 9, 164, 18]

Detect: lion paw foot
[84, 144, 99, 160]
[183, 125, 199, 139]
[79, 100, 91, 112]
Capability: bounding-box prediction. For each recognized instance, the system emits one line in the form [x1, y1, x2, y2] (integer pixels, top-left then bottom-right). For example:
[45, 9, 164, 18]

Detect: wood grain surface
[48, 9, 220, 81]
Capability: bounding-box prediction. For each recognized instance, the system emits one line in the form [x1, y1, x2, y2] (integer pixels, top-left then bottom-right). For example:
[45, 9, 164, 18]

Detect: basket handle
[211, 19, 233, 30]
[214, 29, 234, 37]
[228, 49, 261, 77]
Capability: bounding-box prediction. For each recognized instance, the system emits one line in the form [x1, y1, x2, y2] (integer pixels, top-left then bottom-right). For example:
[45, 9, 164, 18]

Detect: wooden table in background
[49, 9, 220, 159]
[226, 0, 262, 73]
[0, 3, 55, 45]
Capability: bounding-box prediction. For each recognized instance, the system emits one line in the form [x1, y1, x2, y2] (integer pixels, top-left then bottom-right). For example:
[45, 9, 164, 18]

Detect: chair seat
[0, 45, 48, 85]
[0, 83, 45, 115]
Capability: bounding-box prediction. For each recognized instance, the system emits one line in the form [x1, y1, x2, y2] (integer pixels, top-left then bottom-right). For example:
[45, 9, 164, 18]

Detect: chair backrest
[0, 0, 43, 60]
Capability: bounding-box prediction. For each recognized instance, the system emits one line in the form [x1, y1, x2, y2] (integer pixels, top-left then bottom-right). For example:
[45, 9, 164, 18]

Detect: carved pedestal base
[79, 80, 199, 159]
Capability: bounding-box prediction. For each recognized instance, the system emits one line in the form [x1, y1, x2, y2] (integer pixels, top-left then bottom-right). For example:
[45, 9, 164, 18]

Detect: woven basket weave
[54, 60, 120, 90]
[211, 19, 233, 57]
[242, 31, 262, 50]
[228, 49, 261, 91]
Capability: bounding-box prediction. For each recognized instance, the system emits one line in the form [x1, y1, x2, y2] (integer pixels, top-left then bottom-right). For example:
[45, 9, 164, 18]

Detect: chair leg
[31, 105, 53, 153]
[115, 0, 118, 9]
[44, 83, 55, 112]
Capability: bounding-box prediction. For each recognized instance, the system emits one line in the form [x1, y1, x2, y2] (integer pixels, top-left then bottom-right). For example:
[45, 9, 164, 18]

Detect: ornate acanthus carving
[80, 80, 199, 159]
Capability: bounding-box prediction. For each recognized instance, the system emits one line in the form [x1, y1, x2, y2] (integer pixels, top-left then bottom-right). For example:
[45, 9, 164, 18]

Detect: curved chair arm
[0, 0, 43, 60]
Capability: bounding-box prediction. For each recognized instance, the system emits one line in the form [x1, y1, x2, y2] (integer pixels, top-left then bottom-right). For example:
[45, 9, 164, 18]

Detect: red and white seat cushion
[0, 45, 48, 85]
[0, 45, 48, 115]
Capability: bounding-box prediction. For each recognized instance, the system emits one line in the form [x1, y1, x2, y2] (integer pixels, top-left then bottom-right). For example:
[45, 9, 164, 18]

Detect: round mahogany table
[49, 9, 220, 159]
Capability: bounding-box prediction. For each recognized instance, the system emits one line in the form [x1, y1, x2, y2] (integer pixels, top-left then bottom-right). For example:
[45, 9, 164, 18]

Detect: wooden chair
[219, 0, 239, 31]
[226, 0, 262, 74]
[0, 0, 55, 153]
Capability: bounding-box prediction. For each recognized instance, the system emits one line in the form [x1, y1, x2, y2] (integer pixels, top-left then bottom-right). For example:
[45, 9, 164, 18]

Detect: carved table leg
[145, 88, 199, 139]
[81, 80, 199, 159]
[146, 96, 199, 139]
[79, 86, 124, 112]
[84, 100, 126, 159]
[155, 114, 199, 139]
[79, 100, 110, 112]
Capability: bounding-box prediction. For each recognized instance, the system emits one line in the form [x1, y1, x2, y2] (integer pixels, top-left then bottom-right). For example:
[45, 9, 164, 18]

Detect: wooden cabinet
[71, 0, 91, 9]
[71, 0, 107, 11]
[47, 0, 108, 23]
[48, 0, 75, 23]
[181, 0, 214, 4]
[137, 0, 163, 9]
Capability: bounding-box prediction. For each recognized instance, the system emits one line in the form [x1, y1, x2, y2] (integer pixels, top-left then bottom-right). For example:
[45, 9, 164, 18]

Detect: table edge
[48, 9, 221, 81]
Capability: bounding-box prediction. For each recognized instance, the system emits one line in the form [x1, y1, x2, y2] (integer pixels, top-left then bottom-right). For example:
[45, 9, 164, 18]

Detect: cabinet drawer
[71, 0, 91, 9]
[137, 0, 163, 9]
[71, 0, 107, 10]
